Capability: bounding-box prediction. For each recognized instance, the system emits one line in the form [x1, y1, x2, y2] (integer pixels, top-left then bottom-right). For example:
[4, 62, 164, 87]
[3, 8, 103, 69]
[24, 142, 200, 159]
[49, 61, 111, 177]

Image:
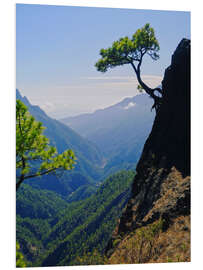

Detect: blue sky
[16, 4, 190, 118]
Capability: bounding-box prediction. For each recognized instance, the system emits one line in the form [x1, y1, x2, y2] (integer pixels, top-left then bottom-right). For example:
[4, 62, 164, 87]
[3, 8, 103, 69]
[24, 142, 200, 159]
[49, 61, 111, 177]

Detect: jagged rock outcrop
[106, 39, 190, 263]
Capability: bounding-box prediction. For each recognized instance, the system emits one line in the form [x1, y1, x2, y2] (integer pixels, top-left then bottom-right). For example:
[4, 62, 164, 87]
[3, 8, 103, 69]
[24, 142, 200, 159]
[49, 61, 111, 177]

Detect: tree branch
[16, 167, 58, 191]
[24, 167, 58, 180]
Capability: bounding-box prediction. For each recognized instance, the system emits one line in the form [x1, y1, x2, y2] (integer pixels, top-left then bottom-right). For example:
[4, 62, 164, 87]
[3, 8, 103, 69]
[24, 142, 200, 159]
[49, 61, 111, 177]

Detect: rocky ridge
[106, 39, 191, 264]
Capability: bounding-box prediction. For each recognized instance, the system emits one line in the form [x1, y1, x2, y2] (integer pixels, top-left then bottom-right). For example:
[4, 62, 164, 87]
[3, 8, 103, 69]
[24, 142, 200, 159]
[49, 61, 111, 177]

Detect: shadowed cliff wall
[106, 39, 190, 263]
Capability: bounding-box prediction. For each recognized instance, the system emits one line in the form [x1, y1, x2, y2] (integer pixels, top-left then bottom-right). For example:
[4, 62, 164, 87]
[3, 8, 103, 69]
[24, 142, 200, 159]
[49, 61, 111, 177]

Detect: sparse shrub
[73, 249, 108, 265]
[180, 243, 187, 252]
[167, 257, 173, 262]
[110, 218, 163, 264]
[113, 239, 121, 248]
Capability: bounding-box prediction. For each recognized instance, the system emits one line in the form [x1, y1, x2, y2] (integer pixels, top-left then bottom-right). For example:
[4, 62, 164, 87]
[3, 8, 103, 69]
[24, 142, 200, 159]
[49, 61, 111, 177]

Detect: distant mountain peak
[16, 89, 31, 107]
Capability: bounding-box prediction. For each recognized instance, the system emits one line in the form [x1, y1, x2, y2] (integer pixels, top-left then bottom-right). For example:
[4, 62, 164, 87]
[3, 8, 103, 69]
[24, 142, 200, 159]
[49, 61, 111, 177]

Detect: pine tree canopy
[16, 99, 76, 191]
[95, 23, 160, 72]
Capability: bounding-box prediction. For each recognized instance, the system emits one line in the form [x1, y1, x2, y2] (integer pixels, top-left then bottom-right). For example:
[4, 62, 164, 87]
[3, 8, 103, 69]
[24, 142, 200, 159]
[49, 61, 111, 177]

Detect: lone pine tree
[16, 100, 76, 191]
[95, 23, 162, 112]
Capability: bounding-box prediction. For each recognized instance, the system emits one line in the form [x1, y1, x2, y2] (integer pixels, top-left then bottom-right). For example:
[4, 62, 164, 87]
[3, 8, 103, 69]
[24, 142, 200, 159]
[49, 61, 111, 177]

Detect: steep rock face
[106, 39, 190, 263]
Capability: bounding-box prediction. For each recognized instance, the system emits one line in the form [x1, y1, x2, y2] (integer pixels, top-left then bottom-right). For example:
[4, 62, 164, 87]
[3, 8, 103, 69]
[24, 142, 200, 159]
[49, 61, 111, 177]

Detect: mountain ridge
[60, 93, 155, 174]
[60, 93, 154, 121]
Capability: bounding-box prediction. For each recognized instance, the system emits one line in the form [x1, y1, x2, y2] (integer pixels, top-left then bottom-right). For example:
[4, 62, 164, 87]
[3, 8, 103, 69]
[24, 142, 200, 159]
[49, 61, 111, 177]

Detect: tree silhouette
[95, 23, 162, 112]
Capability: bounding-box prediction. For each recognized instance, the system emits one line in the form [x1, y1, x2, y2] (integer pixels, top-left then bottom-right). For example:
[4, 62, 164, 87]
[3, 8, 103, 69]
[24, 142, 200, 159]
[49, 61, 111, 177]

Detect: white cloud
[124, 102, 136, 110]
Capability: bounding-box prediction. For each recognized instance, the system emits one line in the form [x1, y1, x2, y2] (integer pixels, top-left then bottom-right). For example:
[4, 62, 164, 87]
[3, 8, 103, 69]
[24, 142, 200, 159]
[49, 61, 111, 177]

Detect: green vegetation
[16, 215, 50, 263]
[16, 170, 135, 266]
[16, 100, 76, 191]
[66, 184, 98, 203]
[16, 92, 137, 267]
[95, 23, 162, 112]
[134, 219, 163, 263]
[16, 184, 70, 263]
[16, 242, 27, 267]
[16, 90, 105, 197]
[109, 219, 163, 264]
[16, 184, 68, 219]
[16, 90, 147, 267]
[73, 249, 108, 265]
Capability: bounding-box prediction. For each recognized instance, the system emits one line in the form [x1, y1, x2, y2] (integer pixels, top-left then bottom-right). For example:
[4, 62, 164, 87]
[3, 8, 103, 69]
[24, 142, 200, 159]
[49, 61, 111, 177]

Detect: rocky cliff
[106, 39, 191, 264]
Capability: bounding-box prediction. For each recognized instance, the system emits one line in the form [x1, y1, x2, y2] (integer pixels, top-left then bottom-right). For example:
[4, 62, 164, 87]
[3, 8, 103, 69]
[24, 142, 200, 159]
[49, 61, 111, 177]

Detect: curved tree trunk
[130, 61, 162, 113]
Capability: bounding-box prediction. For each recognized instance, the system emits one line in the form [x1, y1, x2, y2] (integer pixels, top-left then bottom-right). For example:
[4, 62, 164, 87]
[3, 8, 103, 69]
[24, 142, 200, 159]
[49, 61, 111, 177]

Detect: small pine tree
[95, 23, 162, 112]
[16, 100, 76, 191]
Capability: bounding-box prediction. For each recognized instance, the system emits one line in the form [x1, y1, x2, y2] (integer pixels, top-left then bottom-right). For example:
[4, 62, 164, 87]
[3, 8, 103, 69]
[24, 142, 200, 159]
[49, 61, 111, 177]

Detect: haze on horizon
[16, 4, 190, 119]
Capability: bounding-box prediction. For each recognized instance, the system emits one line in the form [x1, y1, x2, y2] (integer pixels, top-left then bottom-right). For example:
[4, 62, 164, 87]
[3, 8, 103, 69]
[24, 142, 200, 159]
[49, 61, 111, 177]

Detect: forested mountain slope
[16, 90, 105, 196]
[16, 171, 135, 266]
[61, 94, 155, 174]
